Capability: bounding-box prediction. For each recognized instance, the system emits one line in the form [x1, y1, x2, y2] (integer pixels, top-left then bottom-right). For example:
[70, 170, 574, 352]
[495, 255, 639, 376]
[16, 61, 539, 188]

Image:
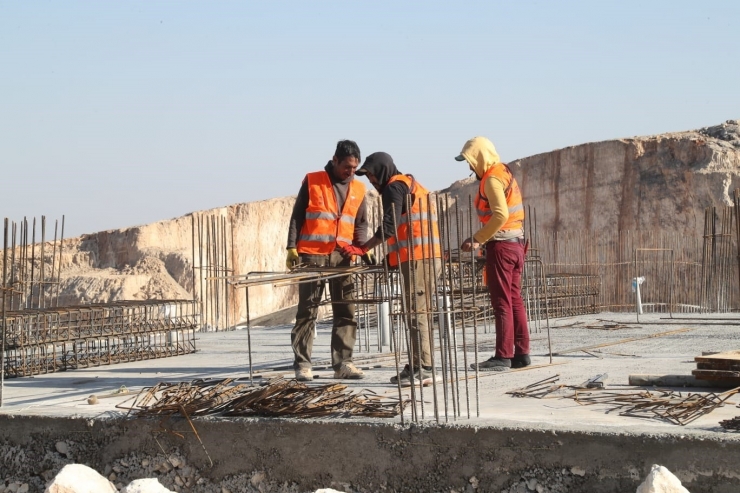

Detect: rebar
[123, 377, 408, 420]
[1, 300, 198, 378]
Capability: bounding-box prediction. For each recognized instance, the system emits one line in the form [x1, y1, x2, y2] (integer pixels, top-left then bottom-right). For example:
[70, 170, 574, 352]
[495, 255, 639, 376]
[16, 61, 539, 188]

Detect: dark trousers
[291, 251, 357, 371]
[485, 240, 530, 359]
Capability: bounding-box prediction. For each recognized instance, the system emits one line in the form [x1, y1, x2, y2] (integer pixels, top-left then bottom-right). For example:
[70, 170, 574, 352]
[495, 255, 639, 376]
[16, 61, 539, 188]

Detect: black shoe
[511, 354, 531, 369]
[397, 367, 441, 387]
[471, 357, 511, 371]
[390, 364, 412, 384]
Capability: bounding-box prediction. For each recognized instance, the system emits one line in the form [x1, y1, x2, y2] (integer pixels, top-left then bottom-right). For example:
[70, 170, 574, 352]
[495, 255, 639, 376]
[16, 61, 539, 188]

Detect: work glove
[340, 244, 368, 258]
[285, 248, 299, 269]
[361, 251, 377, 266]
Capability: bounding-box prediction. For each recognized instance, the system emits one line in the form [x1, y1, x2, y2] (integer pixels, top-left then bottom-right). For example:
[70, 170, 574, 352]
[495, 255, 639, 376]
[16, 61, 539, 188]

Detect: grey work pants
[400, 258, 442, 369]
[291, 251, 357, 371]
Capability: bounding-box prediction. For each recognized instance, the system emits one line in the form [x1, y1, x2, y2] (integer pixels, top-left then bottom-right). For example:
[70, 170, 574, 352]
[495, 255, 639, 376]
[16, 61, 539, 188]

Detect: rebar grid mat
[1, 300, 198, 378]
[720, 416, 740, 431]
[120, 377, 408, 419]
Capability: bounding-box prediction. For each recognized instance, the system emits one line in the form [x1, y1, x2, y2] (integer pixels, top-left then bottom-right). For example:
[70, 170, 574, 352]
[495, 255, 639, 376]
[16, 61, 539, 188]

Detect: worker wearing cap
[455, 137, 530, 371]
[286, 140, 369, 381]
[343, 152, 442, 386]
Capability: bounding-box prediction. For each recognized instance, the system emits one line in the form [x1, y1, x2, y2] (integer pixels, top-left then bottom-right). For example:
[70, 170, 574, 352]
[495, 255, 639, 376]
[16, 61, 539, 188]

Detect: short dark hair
[334, 140, 361, 163]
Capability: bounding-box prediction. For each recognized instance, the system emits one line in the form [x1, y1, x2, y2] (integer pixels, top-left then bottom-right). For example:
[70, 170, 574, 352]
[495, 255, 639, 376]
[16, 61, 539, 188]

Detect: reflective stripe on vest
[474, 164, 524, 231]
[385, 174, 442, 267]
[296, 171, 366, 255]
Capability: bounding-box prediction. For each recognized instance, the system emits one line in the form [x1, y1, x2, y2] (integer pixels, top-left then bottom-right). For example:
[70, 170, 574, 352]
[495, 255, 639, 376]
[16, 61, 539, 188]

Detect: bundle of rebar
[123, 377, 407, 419]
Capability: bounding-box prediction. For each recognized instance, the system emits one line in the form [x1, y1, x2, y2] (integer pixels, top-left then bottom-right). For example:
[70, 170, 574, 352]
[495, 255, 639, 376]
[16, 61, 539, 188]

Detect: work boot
[398, 367, 441, 387]
[390, 364, 412, 385]
[295, 367, 313, 382]
[334, 362, 365, 380]
[471, 357, 511, 372]
[511, 354, 531, 369]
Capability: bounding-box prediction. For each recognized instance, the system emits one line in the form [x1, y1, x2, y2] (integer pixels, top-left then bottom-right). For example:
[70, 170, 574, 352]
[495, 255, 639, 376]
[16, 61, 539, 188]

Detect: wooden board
[695, 350, 740, 371]
[695, 350, 740, 363]
[692, 368, 740, 382]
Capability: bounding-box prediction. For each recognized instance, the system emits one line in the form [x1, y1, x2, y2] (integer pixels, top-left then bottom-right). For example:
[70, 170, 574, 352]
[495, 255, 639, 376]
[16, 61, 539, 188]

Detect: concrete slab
[1, 312, 740, 492]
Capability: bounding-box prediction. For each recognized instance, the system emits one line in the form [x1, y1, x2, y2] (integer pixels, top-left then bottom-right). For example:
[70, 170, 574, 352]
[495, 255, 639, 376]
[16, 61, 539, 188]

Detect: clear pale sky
[2, 1, 739, 238]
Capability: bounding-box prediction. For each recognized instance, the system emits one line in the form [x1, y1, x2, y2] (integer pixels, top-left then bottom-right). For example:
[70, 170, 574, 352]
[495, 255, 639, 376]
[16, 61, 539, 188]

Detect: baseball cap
[454, 155, 467, 162]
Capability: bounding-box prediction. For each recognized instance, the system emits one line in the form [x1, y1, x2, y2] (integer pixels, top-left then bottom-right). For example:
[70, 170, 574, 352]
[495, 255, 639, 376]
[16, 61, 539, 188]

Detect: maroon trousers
[485, 240, 530, 359]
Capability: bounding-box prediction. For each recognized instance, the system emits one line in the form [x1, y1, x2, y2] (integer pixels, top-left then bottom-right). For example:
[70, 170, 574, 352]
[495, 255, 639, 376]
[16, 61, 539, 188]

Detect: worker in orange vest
[456, 137, 531, 371]
[286, 140, 369, 381]
[345, 152, 442, 386]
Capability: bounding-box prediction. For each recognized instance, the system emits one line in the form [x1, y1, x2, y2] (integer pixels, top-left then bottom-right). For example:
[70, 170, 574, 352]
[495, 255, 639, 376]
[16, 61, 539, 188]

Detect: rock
[469, 476, 479, 489]
[250, 471, 266, 488]
[314, 490, 345, 493]
[44, 464, 117, 493]
[87, 395, 98, 405]
[168, 455, 181, 468]
[8, 484, 18, 493]
[54, 442, 69, 456]
[174, 476, 183, 487]
[636, 464, 690, 493]
[526, 478, 538, 490]
[121, 478, 174, 493]
[17, 486, 28, 493]
[141, 459, 150, 468]
[571, 466, 586, 477]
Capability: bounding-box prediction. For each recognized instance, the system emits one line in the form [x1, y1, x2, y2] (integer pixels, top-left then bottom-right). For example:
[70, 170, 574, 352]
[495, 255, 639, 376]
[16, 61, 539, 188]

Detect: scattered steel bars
[123, 377, 408, 419]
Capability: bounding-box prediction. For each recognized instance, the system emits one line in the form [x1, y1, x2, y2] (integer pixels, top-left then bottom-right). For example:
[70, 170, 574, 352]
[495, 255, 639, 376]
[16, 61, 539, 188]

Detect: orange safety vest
[474, 164, 524, 231]
[386, 175, 442, 267]
[296, 171, 366, 255]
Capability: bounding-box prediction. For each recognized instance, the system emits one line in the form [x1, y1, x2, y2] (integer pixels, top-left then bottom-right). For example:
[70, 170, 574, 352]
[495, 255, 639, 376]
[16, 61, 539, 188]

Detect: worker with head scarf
[344, 152, 443, 386]
[455, 137, 531, 371]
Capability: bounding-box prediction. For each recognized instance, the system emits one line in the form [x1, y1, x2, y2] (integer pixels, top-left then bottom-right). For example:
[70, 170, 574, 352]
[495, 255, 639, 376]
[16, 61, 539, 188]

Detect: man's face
[366, 172, 381, 192]
[332, 156, 359, 180]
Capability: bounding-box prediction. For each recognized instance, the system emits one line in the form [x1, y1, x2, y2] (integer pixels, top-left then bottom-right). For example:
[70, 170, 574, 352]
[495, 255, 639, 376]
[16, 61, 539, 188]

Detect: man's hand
[361, 251, 377, 265]
[340, 244, 368, 258]
[460, 237, 480, 253]
[286, 248, 299, 269]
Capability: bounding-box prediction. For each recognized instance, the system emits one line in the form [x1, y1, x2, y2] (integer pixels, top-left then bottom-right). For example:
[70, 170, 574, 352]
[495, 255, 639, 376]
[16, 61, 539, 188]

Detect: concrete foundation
[1, 312, 740, 492]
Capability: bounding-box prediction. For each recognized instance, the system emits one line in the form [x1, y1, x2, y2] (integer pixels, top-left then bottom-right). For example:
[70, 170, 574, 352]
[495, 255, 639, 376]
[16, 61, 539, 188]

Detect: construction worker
[455, 136, 531, 371]
[344, 152, 442, 386]
[285, 140, 369, 381]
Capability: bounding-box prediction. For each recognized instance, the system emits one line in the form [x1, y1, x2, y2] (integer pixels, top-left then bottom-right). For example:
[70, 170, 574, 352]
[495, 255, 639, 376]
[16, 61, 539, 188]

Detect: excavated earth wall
[1, 416, 739, 493]
[29, 120, 740, 321]
[446, 119, 740, 237]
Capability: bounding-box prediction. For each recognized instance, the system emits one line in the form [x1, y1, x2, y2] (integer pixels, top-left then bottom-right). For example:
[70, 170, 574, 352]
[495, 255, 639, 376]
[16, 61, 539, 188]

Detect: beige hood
[458, 136, 501, 179]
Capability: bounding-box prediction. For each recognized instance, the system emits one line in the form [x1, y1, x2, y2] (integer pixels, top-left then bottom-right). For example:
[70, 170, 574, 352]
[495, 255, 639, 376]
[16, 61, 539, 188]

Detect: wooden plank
[692, 369, 740, 381]
[697, 361, 740, 371]
[695, 350, 740, 364]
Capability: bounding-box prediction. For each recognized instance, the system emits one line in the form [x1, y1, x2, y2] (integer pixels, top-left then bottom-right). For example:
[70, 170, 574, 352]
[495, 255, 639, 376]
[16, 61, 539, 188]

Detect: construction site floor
[2, 312, 740, 493]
